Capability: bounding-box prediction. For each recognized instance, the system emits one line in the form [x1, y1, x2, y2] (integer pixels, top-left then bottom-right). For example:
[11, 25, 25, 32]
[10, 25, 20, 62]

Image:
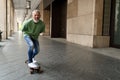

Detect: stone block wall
[67, 0, 110, 47]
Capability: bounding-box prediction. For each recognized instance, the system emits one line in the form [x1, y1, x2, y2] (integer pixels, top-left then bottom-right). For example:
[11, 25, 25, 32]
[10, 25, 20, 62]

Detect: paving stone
[0, 32, 120, 80]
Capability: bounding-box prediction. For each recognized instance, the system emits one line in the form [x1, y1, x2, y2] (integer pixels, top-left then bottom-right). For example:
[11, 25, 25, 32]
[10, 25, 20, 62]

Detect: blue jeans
[24, 35, 39, 63]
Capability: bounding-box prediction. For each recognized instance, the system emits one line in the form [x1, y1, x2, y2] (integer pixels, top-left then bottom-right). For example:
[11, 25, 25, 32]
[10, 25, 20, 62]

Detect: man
[22, 10, 45, 68]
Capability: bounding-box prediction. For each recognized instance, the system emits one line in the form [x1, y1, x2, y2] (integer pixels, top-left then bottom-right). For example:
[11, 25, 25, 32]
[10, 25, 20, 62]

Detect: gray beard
[33, 19, 39, 23]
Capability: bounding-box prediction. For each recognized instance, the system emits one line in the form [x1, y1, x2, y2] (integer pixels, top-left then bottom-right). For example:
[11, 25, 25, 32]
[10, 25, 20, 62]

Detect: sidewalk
[46, 36, 120, 60]
[0, 31, 120, 80]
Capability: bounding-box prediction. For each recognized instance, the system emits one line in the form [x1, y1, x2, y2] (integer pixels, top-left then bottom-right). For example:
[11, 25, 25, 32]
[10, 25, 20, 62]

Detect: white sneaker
[28, 63, 38, 68]
[32, 58, 37, 63]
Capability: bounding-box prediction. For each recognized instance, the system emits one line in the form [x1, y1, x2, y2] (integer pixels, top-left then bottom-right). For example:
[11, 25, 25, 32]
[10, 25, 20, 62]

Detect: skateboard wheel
[30, 68, 34, 74]
[30, 71, 34, 74]
[38, 69, 43, 73]
[30, 69, 34, 74]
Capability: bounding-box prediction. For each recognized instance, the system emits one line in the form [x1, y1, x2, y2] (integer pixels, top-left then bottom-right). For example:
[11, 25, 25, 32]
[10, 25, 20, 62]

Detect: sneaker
[28, 62, 38, 68]
[32, 58, 37, 63]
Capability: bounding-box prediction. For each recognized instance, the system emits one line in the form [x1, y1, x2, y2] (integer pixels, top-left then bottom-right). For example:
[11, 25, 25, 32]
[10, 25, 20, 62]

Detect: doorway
[110, 0, 120, 48]
[51, 0, 67, 38]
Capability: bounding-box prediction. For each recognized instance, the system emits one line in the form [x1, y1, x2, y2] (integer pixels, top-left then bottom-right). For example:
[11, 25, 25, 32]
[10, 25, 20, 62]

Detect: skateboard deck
[25, 60, 43, 74]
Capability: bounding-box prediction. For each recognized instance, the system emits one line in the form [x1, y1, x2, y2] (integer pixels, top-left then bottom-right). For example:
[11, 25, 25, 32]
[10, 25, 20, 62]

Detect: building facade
[0, 0, 14, 40]
[1, 0, 120, 48]
[39, 0, 120, 48]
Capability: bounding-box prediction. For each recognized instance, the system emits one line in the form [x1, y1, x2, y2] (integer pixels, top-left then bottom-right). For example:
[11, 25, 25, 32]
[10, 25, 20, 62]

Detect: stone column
[0, 0, 7, 40]
[93, 0, 110, 47]
[40, 0, 50, 36]
[7, 0, 14, 36]
[67, 0, 109, 47]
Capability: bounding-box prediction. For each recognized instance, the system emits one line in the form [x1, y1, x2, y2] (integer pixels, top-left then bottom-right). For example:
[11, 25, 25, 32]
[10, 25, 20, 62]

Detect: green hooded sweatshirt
[22, 18, 45, 40]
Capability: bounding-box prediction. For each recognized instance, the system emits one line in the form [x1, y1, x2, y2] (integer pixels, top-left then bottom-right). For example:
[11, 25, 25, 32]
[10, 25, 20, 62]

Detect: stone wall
[0, 0, 7, 40]
[67, 0, 110, 47]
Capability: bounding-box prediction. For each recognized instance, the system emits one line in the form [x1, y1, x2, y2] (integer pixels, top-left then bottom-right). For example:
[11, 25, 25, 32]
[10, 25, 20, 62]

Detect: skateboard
[25, 60, 43, 74]
[29, 66, 42, 74]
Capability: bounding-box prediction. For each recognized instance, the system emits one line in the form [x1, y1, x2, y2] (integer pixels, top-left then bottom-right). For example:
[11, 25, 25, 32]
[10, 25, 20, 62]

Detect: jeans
[24, 35, 39, 63]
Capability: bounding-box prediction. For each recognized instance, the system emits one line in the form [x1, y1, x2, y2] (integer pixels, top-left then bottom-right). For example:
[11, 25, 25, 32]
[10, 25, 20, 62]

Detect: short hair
[32, 10, 40, 15]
